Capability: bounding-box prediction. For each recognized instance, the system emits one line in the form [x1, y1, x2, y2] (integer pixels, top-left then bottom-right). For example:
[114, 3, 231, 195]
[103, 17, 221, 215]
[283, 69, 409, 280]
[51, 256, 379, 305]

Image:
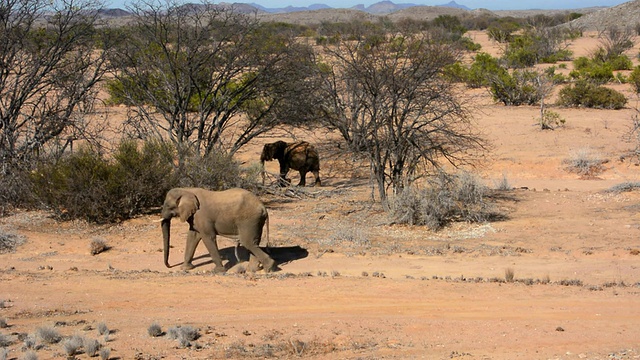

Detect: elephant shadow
[192, 245, 309, 271]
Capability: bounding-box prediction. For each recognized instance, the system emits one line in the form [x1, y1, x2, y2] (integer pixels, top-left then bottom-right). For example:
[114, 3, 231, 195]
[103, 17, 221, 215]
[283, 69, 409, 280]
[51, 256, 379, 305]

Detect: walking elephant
[160, 187, 276, 273]
[260, 140, 321, 187]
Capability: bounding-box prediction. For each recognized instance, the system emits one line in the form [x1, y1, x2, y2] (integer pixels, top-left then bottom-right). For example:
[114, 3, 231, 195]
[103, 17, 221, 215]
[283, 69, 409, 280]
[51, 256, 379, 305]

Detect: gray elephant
[260, 140, 321, 186]
[160, 187, 276, 273]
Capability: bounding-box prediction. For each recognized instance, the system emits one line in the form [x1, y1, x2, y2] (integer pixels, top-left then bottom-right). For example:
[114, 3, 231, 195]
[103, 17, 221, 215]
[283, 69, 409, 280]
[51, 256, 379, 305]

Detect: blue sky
[106, 0, 630, 11]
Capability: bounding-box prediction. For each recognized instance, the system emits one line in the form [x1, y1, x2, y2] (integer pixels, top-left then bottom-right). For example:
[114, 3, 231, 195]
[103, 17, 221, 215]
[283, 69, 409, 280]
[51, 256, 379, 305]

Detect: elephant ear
[177, 191, 199, 222]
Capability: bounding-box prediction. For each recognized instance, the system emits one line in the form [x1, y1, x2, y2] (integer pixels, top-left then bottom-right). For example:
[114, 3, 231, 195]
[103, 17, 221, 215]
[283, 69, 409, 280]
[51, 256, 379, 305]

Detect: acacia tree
[0, 0, 110, 171]
[107, 0, 317, 162]
[317, 31, 486, 207]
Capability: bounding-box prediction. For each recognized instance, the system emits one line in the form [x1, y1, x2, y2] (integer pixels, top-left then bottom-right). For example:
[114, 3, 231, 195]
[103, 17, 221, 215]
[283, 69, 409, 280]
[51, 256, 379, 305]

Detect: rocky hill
[562, 0, 640, 30]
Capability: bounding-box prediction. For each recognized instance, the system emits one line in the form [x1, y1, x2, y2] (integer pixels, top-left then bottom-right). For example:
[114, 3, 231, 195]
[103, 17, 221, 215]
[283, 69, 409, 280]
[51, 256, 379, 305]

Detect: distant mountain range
[250, 1, 470, 14]
[99, 0, 471, 16]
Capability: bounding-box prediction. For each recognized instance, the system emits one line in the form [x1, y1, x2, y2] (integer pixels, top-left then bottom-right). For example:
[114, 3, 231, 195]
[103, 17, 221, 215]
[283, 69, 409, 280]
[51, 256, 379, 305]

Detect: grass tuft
[505, 268, 515, 282]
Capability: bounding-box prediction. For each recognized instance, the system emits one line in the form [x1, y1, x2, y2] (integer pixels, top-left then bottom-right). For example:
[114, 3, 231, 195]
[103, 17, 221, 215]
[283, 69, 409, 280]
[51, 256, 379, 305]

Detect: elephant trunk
[261, 160, 266, 185]
[161, 218, 172, 268]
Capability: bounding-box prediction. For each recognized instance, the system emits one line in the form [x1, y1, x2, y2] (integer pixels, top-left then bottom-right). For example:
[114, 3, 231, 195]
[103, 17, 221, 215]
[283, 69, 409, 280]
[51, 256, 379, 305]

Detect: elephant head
[161, 188, 200, 268]
[260, 140, 287, 164]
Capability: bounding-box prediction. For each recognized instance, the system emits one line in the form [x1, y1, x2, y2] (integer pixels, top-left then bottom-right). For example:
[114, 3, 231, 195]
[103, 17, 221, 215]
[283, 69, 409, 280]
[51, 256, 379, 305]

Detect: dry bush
[0, 319, 6, 329]
[326, 222, 370, 248]
[35, 326, 61, 344]
[99, 347, 110, 360]
[391, 171, 498, 231]
[0, 227, 25, 254]
[97, 322, 109, 336]
[605, 182, 640, 193]
[90, 237, 109, 256]
[147, 322, 163, 337]
[84, 338, 101, 357]
[62, 335, 84, 357]
[563, 148, 607, 177]
[21, 351, 38, 360]
[0, 333, 11, 347]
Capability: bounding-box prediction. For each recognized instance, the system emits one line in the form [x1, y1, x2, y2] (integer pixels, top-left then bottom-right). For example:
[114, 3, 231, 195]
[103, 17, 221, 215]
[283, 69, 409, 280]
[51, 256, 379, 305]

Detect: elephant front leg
[182, 230, 200, 270]
[201, 234, 226, 273]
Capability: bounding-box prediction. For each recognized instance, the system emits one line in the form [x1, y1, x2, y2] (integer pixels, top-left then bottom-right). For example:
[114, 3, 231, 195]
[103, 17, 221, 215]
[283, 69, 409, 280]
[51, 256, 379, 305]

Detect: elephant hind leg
[298, 170, 307, 187]
[243, 240, 276, 272]
[312, 170, 321, 186]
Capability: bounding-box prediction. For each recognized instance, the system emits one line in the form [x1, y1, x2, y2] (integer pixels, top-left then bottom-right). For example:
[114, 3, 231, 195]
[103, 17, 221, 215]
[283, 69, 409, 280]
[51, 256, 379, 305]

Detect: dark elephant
[260, 140, 321, 187]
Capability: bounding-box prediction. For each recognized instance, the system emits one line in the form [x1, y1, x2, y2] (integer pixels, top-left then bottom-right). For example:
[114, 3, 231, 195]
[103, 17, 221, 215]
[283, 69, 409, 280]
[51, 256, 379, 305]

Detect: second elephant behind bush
[260, 140, 321, 186]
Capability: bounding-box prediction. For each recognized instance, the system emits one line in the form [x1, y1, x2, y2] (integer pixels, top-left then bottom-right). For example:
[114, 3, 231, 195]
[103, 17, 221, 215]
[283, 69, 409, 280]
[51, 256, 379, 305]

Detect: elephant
[160, 187, 276, 273]
[260, 140, 321, 187]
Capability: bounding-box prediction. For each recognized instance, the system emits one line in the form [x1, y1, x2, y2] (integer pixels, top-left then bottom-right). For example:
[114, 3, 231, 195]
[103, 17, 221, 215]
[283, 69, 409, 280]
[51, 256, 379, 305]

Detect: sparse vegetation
[0, 319, 6, 329]
[563, 148, 608, 177]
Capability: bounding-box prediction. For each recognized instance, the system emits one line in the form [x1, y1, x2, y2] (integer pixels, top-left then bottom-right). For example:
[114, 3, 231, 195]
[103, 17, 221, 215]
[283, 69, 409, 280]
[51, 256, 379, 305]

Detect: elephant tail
[263, 212, 270, 250]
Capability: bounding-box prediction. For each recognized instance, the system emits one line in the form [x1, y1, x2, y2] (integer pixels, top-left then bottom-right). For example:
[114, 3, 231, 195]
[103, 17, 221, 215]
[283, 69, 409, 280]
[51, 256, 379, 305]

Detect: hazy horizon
[106, 0, 630, 11]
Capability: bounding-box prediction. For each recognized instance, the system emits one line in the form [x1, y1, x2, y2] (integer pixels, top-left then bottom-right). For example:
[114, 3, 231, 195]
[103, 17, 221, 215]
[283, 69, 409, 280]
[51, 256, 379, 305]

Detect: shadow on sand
[187, 245, 309, 271]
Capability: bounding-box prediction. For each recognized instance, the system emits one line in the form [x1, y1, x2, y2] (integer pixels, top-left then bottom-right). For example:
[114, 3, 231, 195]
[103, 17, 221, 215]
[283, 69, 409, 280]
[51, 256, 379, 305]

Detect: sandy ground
[1, 31, 640, 360]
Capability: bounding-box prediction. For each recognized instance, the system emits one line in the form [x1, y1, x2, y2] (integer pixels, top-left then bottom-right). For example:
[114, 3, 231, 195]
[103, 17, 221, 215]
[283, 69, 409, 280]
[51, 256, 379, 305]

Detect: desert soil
[1, 31, 640, 360]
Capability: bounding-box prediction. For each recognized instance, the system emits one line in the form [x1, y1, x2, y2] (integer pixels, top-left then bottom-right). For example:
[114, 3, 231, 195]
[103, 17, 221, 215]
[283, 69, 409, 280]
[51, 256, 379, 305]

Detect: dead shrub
[563, 148, 607, 177]
[36, 326, 61, 344]
[0, 227, 25, 254]
[147, 322, 163, 337]
[90, 237, 109, 255]
[391, 171, 498, 230]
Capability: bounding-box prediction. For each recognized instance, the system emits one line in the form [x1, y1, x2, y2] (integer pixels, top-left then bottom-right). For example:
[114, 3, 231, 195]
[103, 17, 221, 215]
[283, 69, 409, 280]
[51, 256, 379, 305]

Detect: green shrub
[557, 80, 627, 109]
[502, 35, 538, 68]
[539, 109, 566, 130]
[391, 171, 497, 230]
[32, 140, 177, 223]
[629, 66, 640, 93]
[467, 52, 507, 88]
[607, 54, 633, 71]
[490, 69, 543, 106]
